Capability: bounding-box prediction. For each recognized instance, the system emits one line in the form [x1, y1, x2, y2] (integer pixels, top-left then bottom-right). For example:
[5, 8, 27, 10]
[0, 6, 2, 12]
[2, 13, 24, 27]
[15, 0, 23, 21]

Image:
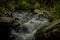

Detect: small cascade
[10, 10, 50, 40]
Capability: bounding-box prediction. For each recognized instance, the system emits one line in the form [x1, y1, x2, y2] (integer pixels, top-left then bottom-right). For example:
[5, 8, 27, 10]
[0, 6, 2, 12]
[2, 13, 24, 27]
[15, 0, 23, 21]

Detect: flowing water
[10, 10, 50, 40]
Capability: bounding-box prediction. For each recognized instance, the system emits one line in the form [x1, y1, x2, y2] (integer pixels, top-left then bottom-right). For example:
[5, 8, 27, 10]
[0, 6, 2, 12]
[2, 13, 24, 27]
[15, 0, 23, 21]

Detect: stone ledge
[0, 17, 14, 23]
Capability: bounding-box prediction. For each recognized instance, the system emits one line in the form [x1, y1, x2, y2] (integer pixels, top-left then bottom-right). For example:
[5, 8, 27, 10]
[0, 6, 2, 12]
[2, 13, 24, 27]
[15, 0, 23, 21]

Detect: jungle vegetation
[0, 0, 60, 20]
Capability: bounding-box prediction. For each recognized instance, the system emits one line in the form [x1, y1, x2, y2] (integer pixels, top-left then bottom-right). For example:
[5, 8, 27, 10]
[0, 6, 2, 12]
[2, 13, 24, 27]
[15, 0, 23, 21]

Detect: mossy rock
[35, 19, 60, 40]
[0, 17, 14, 23]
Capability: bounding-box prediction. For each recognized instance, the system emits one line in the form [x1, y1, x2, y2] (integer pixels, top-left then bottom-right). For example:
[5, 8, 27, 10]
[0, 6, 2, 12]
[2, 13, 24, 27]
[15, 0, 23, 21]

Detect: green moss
[50, 0, 60, 20]
[0, 0, 60, 20]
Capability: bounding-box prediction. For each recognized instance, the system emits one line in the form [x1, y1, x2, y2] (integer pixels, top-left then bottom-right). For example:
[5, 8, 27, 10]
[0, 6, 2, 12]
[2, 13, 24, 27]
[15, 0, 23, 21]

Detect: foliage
[50, 0, 60, 20]
[0, 0, 60, 20]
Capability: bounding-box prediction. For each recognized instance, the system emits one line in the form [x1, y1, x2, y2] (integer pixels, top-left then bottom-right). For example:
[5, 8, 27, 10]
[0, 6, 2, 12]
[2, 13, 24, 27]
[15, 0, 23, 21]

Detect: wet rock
[35, 20, 60, 40]
[33, 9, 50, 18]
[14, 26, 29, 33]
[34, 9, 42, 14]
[21, 27, 29, 33]
[0, 17, 14, 23]
[0, 17, 20, 40]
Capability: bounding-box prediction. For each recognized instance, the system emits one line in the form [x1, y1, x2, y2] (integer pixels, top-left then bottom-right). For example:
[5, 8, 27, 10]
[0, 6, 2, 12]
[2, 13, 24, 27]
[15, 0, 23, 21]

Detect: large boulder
[35, 19, 60, 40]
[0, 17, 14, 40]
[0, 17, 14, 23]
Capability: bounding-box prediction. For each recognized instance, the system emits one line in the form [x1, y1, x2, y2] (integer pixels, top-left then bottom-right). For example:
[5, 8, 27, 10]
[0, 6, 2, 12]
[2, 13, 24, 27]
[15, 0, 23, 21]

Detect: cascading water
[10, 10, 50, 40]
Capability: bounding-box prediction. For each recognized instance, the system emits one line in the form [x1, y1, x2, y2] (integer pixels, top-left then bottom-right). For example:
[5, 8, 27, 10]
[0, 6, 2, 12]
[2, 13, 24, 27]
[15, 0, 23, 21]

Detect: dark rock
[35, 22, 60, 40]
[0, 22, 12, 40]
[15, 26, 29, 33]
[0, 17, 15, 40]
[21, 27, 29, 33]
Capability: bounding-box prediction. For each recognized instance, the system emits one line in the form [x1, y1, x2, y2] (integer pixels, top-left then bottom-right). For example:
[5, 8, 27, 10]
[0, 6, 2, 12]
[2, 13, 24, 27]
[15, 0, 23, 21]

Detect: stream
[10, 10, 50, 40]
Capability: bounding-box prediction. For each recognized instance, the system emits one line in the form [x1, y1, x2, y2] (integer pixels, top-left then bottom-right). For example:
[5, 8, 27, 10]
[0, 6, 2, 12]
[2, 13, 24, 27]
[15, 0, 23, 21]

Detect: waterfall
[10, 10, 50, 40]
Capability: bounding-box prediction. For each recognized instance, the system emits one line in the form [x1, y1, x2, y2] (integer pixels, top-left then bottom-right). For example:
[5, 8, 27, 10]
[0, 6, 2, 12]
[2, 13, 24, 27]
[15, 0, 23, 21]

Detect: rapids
[10, 10, 50, 40]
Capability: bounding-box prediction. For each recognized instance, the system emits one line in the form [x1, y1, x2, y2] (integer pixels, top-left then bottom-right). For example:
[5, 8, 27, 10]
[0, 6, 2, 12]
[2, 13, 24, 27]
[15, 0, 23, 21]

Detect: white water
[10, 10, 50, 40]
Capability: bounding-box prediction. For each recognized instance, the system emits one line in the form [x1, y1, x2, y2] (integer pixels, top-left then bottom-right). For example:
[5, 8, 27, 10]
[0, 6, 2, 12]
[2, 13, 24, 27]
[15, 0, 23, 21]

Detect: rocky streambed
[10, 9, 50, 40]
[35, 19, 60, 40]
[0, 9, 53, 40]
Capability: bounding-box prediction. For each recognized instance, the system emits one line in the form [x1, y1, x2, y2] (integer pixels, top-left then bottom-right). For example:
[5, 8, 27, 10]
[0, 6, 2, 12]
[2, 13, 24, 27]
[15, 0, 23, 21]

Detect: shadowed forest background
[0, 0, 60, 40]
[0, 0, 60, 20]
